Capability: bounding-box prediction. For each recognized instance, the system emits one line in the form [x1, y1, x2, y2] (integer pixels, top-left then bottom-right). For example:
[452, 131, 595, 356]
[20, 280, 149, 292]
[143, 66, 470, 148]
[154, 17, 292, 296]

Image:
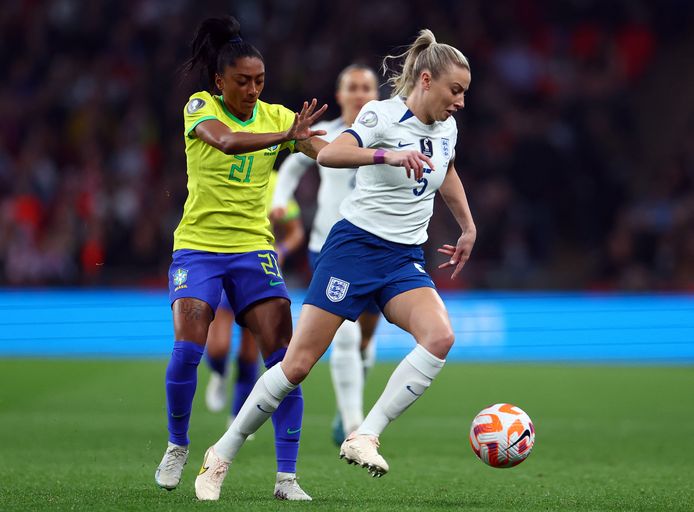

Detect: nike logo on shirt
[398, 142, 414, 147]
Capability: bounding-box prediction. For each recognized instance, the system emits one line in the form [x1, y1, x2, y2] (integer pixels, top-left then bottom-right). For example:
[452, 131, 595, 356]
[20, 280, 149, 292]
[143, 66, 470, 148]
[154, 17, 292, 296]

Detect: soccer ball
[469, 403, 535, 468]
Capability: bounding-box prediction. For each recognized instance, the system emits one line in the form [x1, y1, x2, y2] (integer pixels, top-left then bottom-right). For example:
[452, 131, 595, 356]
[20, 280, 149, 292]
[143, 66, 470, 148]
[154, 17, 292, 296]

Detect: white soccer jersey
[340, 97, 458, 245]
[272, 117, 357, 252]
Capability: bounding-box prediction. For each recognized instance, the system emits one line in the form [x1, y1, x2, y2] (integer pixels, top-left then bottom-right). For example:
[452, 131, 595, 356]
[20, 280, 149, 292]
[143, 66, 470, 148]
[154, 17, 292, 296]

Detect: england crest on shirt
[442, 138, 450, 159]
[326, 277, 350, 302]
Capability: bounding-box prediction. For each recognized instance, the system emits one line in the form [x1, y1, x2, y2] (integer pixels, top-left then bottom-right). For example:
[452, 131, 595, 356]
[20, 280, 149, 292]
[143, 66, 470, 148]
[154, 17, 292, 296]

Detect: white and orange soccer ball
[469, 403, 535, 468]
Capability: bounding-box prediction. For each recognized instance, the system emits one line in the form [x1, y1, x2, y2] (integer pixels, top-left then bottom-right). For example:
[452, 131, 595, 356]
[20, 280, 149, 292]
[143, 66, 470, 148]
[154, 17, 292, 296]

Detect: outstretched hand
[286, 99, 328, 141]
[437, 228, 476, 279]
[384, 150, 435, 181]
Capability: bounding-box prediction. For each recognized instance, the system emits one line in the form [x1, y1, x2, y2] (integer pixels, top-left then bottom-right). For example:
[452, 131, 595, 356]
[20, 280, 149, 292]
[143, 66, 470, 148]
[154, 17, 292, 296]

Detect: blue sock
[206, 352, 228, 376]
[165, 341, 204, 446]
[265, 348, 303, 474]
[231, 357, 259, 416]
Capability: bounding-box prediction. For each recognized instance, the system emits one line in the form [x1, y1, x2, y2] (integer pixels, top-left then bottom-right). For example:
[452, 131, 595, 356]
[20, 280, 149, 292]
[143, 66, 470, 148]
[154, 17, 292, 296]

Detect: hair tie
[229, 35, 243, 44]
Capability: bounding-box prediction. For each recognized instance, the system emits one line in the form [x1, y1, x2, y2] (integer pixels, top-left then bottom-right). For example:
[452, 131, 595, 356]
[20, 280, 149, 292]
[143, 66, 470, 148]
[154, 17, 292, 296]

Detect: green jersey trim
[216, 96, 258, 126]
[186, 116, 219, 138]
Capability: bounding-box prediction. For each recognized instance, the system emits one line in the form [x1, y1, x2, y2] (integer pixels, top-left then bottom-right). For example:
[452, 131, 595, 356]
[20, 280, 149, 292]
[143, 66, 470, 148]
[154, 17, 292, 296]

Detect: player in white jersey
[196, 29, 475, 499]
[271, 64, 380, 444]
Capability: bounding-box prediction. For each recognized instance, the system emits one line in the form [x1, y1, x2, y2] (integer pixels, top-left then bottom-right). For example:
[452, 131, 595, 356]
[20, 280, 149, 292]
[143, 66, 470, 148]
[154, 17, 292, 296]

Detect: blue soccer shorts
[304, 220, 435, 322]
[168, 249, 289, 325]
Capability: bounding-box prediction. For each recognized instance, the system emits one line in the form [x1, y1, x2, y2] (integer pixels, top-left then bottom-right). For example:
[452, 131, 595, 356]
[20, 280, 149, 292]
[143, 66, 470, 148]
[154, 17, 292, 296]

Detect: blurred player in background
[195, 29, 475, 499]
[271, 64, 380, 445]
[205, 171, 304, 427]
[155, 15, 327, 501]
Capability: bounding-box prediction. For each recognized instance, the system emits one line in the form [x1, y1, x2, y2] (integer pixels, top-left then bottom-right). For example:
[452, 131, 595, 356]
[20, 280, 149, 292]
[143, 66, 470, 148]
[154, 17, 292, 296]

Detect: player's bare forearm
[439, 162, 475, 233]
[317, 133, 379, 168]
[195, 119, 289, 155]
[438, 162, 476, 279]
[295, 136, 328, 160]
[318, 133, 433, 180]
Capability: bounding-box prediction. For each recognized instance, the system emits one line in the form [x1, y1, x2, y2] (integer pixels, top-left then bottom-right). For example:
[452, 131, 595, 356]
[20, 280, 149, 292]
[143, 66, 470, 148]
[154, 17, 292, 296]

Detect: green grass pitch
[1, 359, 693, 511]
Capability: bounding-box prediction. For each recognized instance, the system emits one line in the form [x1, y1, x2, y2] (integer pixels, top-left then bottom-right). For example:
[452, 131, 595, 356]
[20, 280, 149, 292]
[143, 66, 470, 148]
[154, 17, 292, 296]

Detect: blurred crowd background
[1, 0, 693, 290]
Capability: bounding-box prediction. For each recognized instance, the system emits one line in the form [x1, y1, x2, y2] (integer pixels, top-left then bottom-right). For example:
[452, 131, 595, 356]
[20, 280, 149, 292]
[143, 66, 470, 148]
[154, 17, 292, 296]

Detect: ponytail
[181, 16, 263, 91]
[382, 29, 469, 98]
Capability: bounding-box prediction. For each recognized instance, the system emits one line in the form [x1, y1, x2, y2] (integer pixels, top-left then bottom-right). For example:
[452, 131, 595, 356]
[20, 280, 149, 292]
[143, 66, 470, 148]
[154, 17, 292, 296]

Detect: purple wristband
[373, 149, 387, 165]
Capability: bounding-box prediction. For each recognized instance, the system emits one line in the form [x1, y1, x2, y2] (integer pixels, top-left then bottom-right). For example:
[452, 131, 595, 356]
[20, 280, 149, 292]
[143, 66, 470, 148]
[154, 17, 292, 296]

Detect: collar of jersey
[397, 96, 439, 128]
[216, 96, 258, 126]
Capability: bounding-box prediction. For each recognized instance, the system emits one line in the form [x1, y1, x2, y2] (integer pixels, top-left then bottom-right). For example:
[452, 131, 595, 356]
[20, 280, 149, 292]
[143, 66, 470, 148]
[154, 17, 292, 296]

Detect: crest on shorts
[326, 277, 350, 302]
[186, 98, 206, 114]
[173, 268, 188, 287]
[358, 110, 378, 128]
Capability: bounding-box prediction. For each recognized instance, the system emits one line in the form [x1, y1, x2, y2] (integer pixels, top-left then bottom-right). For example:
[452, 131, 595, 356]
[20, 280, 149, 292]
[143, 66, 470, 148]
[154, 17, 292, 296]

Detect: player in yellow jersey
[204, 171, 305, 428]
[154, 16, 326, 501]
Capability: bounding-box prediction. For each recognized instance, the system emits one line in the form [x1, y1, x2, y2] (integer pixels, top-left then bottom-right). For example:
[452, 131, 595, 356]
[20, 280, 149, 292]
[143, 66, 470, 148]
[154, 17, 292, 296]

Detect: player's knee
[254, 323, 291, 355]
[173, 298, 213, 344]
[281, 356, 314, 385]
[422, 329, 455, 359]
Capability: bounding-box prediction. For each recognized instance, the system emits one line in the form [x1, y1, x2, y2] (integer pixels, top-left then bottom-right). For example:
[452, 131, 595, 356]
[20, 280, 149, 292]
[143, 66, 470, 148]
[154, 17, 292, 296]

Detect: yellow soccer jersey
[173, 91, 296, 253]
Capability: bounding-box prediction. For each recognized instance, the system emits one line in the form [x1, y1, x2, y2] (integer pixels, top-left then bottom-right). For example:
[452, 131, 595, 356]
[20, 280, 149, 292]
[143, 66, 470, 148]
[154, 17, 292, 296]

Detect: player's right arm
[317, 102, 433, 180]
[318, 133, 433, 181]
[195, 119, 286, 155]
[194, 98, 328, 155]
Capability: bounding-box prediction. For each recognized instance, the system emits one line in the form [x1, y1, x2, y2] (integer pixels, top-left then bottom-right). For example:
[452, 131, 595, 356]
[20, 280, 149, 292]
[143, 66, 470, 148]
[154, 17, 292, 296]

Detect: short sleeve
[184, 92, 219, 139]
[344, 100, 387, 148]
[276, 105, 297, 153]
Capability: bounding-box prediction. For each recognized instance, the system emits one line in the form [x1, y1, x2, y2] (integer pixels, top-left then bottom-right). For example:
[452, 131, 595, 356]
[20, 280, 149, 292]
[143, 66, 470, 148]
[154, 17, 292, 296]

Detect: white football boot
[155, 442, 189, 490]
[195, 446, 231, 501]
[205, 372, 228, 413]
[273, 472, 312, 501]
[339, 433, 389, 477]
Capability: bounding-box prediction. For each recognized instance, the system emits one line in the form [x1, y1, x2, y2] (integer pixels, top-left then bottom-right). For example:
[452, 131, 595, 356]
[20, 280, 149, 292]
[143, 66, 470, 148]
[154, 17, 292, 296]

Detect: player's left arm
[437, 159, 477, 279]
[294, 136, 328, 159]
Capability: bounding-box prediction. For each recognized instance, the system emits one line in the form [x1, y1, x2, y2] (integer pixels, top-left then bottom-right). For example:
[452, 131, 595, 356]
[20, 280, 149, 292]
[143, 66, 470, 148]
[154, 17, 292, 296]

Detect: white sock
[357, 344, 445, 437]
[214, 364, 296, 461]
[329, 320, 364, 433]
